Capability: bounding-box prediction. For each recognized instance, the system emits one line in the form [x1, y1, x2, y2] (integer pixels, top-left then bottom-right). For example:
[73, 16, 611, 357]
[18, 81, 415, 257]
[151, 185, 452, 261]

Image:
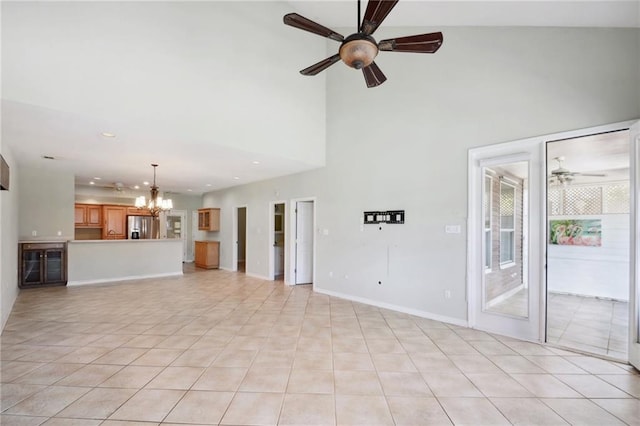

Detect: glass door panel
[166, 215, 182, 239]
[23, 250, 42, 284]
[45, 250, 64, 282]
[482, 161, 529, 318]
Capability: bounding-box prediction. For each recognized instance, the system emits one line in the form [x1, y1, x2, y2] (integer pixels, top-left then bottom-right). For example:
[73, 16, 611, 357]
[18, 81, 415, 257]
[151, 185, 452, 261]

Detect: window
[484, 175, 492, 270]
[500, 181, 516, 265]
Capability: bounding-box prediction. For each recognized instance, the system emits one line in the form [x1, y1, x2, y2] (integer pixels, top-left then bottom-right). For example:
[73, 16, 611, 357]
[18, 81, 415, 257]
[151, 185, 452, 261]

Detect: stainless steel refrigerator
[127, 215, 157, 239]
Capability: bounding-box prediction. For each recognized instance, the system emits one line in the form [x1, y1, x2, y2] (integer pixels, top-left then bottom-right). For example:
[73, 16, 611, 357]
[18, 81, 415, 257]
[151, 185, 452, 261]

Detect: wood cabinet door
[87, 205, 102, 227]
[102, 206, 126, 239]
[198, 208, 220, 231]
[74, 205, 87, 225]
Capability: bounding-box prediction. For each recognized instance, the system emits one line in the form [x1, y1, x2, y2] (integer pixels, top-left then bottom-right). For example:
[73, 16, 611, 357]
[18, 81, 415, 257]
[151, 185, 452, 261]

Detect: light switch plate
[445, 225, 461, 234]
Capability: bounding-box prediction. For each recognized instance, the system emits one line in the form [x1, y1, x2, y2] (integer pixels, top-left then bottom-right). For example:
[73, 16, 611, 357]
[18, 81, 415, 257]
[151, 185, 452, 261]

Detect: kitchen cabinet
[102, 205, 127, 239]
[195, 240, 220, 269]
[127, 207, 151, 216]
[19, 242, 67, 288]
[198, 208, 220, 231]
[74, 204, 102, 227]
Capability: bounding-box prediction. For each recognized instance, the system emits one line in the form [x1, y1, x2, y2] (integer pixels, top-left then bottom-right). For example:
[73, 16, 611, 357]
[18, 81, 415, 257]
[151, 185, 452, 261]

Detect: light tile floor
[1, 267, 639, 425]
[492, 289, 629, 360]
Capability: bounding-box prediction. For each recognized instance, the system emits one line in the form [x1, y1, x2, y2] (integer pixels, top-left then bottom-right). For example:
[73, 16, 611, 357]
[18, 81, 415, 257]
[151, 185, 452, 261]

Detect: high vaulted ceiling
[3, 1, 638, 195]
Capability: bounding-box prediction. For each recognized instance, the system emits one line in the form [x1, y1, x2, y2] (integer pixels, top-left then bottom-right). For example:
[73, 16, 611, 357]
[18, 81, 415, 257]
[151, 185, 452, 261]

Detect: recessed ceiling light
[93, 177, 101, 180]
[252, 160, 260, 165]
[143, 181, 149, 186]
[101, 132, 116, 138]
[233, 176, 240, 180]
[187, 189, 193, 192]
[89, 181, 95, 185]
[133, 185, 140, 189]
[205, 184, 212, 187]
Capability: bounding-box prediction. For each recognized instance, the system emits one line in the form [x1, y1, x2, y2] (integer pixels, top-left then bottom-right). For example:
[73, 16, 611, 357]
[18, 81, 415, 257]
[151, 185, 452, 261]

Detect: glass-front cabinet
[19, 242, 67, 288]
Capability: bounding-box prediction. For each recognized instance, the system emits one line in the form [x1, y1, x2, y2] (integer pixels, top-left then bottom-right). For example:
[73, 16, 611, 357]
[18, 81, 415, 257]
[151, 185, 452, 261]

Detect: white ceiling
[3, 1, 638, 195]
[287, 1, 640, 30]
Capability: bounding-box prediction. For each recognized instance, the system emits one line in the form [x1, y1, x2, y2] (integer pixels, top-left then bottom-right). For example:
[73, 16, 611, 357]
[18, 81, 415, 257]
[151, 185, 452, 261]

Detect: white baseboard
[314, 287, 468, 328]
[245, 271, 271, 281]
[67, 272, 183, 286]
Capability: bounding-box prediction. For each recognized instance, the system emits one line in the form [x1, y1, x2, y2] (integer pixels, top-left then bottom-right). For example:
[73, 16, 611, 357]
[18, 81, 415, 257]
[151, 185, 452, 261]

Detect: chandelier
[135, 164, 173, 217]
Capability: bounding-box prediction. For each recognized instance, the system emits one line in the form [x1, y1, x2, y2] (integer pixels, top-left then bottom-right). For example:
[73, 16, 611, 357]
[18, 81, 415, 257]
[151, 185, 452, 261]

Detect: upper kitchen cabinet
[74, 203, 102, 227]
[102, 205, 127, 239]
[127, 207, 151, 216]
[198, 208, 220, 231]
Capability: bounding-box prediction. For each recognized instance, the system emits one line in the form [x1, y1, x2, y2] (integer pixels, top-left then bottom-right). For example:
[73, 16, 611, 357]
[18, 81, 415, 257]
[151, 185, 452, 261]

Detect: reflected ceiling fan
[283, 0, 443, 88]
[549, 156, 606, 184]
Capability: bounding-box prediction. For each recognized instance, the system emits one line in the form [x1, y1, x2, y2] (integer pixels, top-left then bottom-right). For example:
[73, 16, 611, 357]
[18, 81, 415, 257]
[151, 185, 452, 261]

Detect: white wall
[0, 145, 19, 330]
[18, 166, 74, 240]
[204, 26, 640, 324]
[548, 215, 629, 300]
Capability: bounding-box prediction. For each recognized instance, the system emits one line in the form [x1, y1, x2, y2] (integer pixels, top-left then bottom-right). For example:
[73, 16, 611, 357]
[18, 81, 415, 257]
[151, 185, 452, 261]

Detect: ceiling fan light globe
[339, 36, 378, 69]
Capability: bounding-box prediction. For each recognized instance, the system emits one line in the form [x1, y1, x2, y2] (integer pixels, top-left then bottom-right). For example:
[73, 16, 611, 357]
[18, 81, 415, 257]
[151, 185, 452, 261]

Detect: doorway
[166, 210, 187, 261]
[546, 130, 631, 360]
[236, 206, 247, 273]
[291, 199, 315, 285]
[272, 202, 286, 281]
[469, 120, 640, 370]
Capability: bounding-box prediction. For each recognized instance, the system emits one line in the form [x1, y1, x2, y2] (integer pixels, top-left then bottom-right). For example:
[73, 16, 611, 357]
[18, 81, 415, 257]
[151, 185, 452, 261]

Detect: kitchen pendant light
[135, 164, 173, 217]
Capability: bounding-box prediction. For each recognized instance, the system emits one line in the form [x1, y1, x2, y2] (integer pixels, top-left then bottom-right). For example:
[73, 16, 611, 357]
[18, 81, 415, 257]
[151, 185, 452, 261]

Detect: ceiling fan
[283, 0, 443, 88]
[549, 156, 606, 184]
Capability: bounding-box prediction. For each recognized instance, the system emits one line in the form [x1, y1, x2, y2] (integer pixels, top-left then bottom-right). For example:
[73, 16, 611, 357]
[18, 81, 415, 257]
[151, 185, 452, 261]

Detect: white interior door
[468, 145, 543, 342]
[629, 120, 640, 370]
[295, 201, 313, 284]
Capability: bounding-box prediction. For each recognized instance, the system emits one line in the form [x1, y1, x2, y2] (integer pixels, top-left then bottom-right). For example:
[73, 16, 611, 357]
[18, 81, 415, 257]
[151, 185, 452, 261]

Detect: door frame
[468, 120, 638, 345]
[232, 205, 248, 272]
[288, 197, 316, 287]
[268, 200, 287, 281]
[629, 121, 640, 369]
[166, 209, 187, 261]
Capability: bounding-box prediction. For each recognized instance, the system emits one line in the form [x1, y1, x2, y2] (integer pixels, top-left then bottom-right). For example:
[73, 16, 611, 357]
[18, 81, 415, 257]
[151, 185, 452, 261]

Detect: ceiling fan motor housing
[339, 33, 378, 69]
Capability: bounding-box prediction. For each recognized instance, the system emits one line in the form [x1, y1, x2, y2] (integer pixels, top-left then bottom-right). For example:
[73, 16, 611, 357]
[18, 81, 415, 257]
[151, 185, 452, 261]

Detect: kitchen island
[67, 239, 183, 286]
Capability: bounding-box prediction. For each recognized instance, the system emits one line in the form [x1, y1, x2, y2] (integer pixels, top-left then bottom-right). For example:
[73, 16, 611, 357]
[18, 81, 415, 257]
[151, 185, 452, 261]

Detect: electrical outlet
[444, 290, 452, 299]
[32, 230, 37, 237]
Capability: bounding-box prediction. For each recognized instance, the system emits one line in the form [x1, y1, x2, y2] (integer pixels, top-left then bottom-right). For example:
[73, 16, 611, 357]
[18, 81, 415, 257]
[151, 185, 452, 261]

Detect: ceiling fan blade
[360, 0, 399, 35]
[362, 62, 387, 88]
[378, 32, 444, 53]
[300, 54, 341, 76]
[283, 13, 344, 42]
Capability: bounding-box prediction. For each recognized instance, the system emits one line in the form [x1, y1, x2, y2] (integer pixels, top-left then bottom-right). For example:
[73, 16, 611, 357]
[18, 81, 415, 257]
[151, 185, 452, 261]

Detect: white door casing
[629, 120, 640, 370]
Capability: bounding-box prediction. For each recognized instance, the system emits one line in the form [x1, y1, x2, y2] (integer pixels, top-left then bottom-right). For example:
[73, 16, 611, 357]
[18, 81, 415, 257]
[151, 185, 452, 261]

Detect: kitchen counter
[67, 239, 183, 286]
[71, 239, 174, 243]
